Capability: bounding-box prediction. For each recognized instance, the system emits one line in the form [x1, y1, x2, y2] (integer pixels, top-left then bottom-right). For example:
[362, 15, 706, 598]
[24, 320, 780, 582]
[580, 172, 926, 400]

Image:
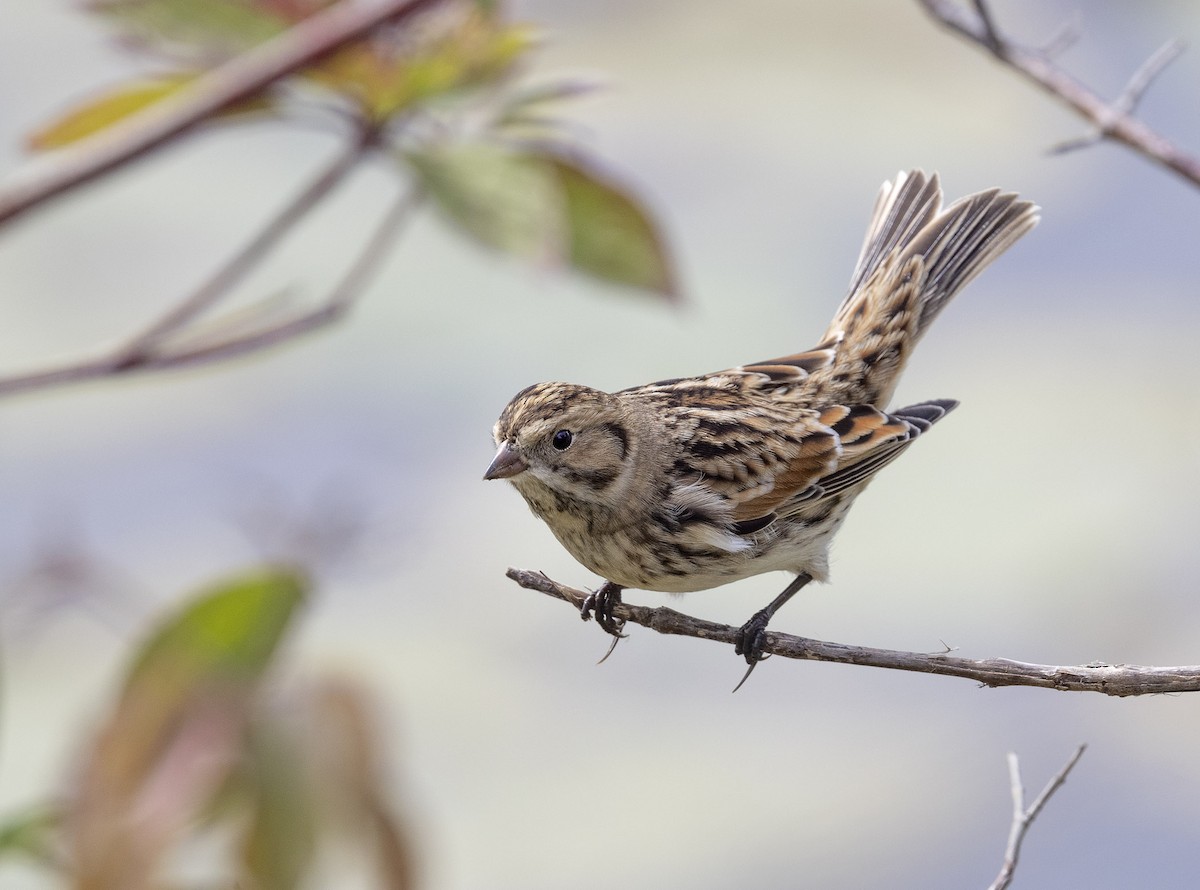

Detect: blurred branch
[148, 182, 422, 367]
[508, 569, 1200, 696]
[916, 0, 1200, 189]
[989, 745, 1087, 890]
[120, 127, 377, 355]
[0, 153, 419, 399]
[0, 0, 446, 228]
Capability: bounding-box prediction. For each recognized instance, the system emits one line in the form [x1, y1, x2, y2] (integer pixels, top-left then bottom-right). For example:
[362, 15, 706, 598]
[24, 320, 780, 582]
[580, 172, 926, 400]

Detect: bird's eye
[552, 429, 574, 450]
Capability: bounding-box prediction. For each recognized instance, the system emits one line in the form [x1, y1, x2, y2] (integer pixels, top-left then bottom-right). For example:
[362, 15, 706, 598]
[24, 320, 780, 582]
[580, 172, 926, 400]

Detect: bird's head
[485, 382, 636, 507]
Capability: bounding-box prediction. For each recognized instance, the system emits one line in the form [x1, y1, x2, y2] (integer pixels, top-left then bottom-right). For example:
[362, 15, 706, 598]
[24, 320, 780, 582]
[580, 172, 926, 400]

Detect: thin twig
[149, 184, 422, 366]
[0, 0, 446, 227]
[1051, 38, 1186, 155]
[0, 179, 420, 396]
[970, 0, 1003, 54]
[0, 133, 382, 399]
[119, 126, 378, 358]
[1117, 38, 1186, 114]
[507, 569, 1200, 696]
[917, 0, 1200, 188]
[988, 745, 1087, 890]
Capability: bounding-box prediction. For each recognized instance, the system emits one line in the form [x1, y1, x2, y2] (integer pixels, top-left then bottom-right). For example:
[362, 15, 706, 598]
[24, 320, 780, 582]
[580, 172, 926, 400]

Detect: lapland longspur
[486, 171, 1037, 681]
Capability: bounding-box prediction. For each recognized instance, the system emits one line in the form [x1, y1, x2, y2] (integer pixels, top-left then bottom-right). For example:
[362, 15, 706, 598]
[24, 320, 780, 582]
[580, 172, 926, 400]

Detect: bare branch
[1050, 38, 1186, 155]
[118, 126, 377, 359]
[917, 0, 1200, 188]
[970, 0, 1003, 54]
[0, 175, 420, 398]
[146, 184, 422, 367]
[508, 569, 1200, 696]
[989, 745, 1087, 890]
[0, 0, 446, 227]
[1116, 38, 1186, 115]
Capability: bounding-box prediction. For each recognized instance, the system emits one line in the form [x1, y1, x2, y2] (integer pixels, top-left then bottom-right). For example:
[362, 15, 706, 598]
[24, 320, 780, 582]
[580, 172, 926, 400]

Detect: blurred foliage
[27, 0, 677, 299]
[0, 569, 416, 888]
[408, 144, 678, 297]
[4, 2, 681, 886]
[27, 75, 270, 149]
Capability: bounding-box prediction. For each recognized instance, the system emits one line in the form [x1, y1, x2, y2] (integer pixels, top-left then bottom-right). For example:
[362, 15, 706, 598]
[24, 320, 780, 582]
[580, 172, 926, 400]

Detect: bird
[484, 170, 1038, 687]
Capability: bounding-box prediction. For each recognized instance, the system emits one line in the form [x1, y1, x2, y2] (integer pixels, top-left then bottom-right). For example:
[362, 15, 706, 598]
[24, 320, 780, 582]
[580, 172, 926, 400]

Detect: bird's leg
[581, 580, 627, 639]
[732, 572, 813, 691]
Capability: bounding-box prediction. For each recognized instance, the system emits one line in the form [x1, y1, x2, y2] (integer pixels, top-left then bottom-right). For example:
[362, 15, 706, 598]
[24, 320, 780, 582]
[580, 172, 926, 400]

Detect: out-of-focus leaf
[309, 681, 416, 889]
[27, 75, 274, 150]
[407, 143, 677, 299]
[548, 157, 678, 300]
[306, 9, 537, 123]
[240, 717, 317, 890]
[87, 0, 289, 55]
[108, 566, 306, 777]
[406, 144, 562, 260]
[493, 77, 602, 132]
[66, 569, 308, 888]
[126, 567, 307, 695]
[0, 805, 61, 868]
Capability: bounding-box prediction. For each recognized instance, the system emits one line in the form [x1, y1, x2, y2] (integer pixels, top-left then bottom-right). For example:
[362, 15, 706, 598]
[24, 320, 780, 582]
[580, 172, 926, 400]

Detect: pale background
[2, 1, 1199, 887]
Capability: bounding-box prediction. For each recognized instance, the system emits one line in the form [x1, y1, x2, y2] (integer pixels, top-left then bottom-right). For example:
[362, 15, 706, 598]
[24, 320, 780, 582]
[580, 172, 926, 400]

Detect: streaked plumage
[486, 171, 1038, 675]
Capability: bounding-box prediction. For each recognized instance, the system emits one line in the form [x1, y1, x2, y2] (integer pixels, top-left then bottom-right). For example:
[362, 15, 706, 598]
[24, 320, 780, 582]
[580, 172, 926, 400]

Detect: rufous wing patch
[729, 423, 841, 521]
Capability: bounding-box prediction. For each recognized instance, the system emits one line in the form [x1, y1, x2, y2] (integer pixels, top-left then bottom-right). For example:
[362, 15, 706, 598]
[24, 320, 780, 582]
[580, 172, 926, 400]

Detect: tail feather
[817, 170, 1038, 405]
[903, 186, 1039, 333]
[845, 170, 944, 301]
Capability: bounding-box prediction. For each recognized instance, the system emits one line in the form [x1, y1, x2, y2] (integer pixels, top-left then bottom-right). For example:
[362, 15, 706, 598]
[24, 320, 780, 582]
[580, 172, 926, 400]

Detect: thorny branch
[0, 0, 447, 227]
[917, 0, 1200, 189]
[507, 569, 1200, 696]
[989, 745, 1087, 890]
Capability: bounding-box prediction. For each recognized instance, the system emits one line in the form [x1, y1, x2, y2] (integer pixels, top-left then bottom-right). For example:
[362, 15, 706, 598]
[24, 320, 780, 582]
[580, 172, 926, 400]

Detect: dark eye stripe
[602, 422, 629, 459]
[563, 467, 618, 491]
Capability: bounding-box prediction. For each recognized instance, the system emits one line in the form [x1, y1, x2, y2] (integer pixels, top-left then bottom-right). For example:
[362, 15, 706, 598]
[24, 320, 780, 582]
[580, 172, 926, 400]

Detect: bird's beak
[484, 442, 528, 480]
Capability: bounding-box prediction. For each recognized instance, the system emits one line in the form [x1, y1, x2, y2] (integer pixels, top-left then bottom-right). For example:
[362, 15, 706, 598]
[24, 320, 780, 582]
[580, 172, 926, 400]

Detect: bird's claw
[596, 633, 622, 665]
[734, 608, 772, 663]
[731, 609, 773, 691]
[580, 581, 627, 639]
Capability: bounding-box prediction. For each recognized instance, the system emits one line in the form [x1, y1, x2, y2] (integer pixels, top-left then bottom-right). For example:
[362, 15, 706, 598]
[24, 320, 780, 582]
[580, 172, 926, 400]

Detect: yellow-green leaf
[0, 805, 61, 868]
[65, 569, 308, 887]
[28, 75, 273, 150]
[126, 567, 307, 696]
[548, 157, 679, 300]
[305, 13, 536, 123]
[406, 145, 563, 260]
[88, 0, 289, 55]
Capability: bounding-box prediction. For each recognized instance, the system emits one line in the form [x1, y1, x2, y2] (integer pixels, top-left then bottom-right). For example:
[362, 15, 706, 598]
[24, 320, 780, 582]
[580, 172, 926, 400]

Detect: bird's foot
[580, 581, 627, 640]
[731, 608, 773, 692]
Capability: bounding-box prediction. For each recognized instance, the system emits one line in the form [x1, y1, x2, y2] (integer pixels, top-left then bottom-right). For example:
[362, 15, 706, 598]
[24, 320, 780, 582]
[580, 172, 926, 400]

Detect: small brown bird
[485, 171, 1037, 685]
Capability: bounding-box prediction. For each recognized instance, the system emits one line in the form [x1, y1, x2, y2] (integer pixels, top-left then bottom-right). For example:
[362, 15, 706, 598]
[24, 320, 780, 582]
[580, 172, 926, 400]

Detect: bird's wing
[724, 400, 958, 525]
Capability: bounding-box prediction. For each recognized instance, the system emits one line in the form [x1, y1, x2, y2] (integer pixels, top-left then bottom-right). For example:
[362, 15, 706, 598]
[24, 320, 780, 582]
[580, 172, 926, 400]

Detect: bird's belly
[550, 520, 831, 593]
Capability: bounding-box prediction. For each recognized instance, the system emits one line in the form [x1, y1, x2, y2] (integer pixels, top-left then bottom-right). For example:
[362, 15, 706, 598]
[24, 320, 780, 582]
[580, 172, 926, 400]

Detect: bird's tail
[818, 170, 1038, 405]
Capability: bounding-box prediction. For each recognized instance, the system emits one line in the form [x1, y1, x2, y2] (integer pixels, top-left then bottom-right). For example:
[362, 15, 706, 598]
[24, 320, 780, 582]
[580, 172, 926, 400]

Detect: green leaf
[126, 568, 307, 696]
[494, 77, 602, 132]
[88, 0, 289, 55]
[0, 805, 61, 868]
[61, 570, 307, 886]
[548, 156, 679, 300]
[406, 144, 563, 260]
[406, 144, 677, 299]
[240, 718, 317, 890]
[27, 75, 273, 150]
[307, 14, 537, 123]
